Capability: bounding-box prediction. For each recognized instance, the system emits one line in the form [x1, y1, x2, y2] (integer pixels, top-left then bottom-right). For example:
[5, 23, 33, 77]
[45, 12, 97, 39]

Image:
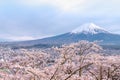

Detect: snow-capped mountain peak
[71, 23, 109, 34]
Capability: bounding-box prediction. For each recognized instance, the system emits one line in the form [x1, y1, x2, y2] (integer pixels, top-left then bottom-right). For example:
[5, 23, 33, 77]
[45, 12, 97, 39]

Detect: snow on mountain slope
[3, 23, 120, 48]
[71, 23, 109, 34]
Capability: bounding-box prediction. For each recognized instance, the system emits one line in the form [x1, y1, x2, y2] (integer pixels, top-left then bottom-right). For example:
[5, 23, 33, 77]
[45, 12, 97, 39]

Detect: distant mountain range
[1, 23, 120, 48]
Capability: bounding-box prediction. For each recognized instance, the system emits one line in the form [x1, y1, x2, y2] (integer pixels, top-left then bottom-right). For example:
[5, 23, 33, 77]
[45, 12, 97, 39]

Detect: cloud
[106, 25, 120, 34]
[8, 36, 36, 41]
[1, 0, 120, 14]
[14, 0, 86, 12]
[8, 35, 53, 41]
[0, 34, 53, 41]
[0, 34, 36, 41]
[7, 0, 119, 16]
[0, 0, 120, 41]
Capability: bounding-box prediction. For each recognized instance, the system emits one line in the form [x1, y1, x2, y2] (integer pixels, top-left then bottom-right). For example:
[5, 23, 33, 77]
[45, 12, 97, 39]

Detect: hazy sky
[0, 0, 120, 41]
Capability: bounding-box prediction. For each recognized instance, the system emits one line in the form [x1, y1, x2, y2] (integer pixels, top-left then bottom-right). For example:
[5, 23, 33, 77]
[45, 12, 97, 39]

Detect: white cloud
[0, 34, 54, 41]
[0, 34, 36, 41]
[8, 36, 36, 41]
[1, 0, 120, 14]
[16, 0, 87, 12]
[8, 35, 53, 41]
[14, 0, 120, 15]
[106, 25, 120, 34]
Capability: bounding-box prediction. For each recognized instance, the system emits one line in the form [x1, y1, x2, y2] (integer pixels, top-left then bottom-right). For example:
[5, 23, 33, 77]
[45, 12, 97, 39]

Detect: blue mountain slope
[2, 23, 120, 48]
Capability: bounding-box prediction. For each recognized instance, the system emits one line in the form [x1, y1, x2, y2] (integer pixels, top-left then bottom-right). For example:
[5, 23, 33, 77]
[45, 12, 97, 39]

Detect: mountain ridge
[1, 23, 120, 48]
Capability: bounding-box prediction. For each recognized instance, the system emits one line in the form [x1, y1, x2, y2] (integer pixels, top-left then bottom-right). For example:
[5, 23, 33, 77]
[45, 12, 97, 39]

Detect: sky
[0, 0, 120, 41]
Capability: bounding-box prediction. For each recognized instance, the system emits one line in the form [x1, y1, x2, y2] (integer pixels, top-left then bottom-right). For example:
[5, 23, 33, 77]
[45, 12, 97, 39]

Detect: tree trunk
[79, 67, 82, 77]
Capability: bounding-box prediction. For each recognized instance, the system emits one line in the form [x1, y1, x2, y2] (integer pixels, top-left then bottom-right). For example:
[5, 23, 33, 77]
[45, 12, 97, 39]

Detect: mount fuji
[3, 23, 120, 48]
[71, 23, 109, 34]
